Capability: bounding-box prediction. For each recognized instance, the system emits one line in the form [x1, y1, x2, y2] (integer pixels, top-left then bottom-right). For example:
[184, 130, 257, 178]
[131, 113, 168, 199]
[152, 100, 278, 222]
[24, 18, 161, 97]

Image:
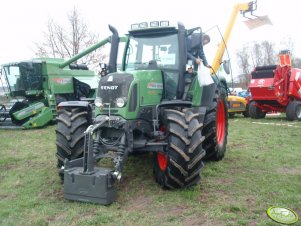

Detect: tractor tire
[243, 104, 250, 117]
[286, 100, 301, 121]
[55, 107, 89, 180]
[228, 112, 235, 118]
[153, 109, 206, 189]
[249, 101, 266, 119]
[203, 87, 228, 161]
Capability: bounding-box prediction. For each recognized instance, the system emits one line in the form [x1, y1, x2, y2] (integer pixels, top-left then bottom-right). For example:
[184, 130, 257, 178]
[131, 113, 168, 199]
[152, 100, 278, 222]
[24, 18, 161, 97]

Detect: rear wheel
[55, 107, 89, 180]
[203, 88, 228, 161]
[153, 109, 206, 188]
[249, 101, 266, 119]
[286, 100, 301, 121]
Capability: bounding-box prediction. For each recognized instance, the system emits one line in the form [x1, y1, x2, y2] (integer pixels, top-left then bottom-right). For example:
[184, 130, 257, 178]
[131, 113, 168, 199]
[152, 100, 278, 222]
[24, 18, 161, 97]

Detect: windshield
[3, 62, 42, 94]
[125, 33, 179, 71]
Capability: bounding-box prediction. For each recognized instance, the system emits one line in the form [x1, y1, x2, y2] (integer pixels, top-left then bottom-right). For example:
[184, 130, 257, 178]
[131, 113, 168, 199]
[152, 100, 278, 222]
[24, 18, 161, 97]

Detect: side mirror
[223, 60, 230, 75]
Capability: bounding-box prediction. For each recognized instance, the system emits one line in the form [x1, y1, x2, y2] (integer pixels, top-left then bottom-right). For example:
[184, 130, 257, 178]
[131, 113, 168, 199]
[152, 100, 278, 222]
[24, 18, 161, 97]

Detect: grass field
[0, 115, 301, 226]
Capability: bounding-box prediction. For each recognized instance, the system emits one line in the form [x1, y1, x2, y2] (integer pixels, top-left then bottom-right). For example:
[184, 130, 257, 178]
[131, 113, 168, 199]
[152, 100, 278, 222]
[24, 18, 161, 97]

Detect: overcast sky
[1, 0, 300, 76]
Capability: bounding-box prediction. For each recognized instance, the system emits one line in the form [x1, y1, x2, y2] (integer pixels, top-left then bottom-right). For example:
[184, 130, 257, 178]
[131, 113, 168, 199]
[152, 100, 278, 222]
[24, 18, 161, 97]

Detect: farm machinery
[0, 34, 115, 129]
[54, 0, 264, 205]
[227, 94, 249, 117]
[55, 21, 229, 204]
[248, 50, 301, 120]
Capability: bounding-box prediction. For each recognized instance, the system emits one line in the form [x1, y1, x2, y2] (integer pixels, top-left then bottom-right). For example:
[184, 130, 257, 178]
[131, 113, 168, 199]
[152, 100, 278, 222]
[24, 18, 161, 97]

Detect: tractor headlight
[116, 98, 126, 108]
[94, 97, 103, 108]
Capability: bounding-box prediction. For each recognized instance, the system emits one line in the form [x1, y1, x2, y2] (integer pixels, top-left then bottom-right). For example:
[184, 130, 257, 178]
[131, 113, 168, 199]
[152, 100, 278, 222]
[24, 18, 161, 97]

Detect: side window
[125, 39, 139, 70]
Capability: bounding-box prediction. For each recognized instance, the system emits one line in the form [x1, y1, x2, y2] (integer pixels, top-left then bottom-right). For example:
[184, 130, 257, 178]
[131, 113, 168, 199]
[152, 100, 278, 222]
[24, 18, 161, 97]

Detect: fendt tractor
[249, 50, 301, 120]
[0, 30, 116, 129]
[55, 1, 259, 205]
[55, 21, 229, 204]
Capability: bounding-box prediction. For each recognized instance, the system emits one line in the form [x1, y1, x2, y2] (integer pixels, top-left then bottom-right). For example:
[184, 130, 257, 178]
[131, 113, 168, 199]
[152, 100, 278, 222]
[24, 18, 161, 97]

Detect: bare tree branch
[34, 7, 107, 70]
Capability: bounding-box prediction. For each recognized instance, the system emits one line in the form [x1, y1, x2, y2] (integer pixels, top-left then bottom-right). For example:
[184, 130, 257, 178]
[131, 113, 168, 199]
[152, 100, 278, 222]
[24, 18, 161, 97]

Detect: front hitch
[63, 115, 128, 205]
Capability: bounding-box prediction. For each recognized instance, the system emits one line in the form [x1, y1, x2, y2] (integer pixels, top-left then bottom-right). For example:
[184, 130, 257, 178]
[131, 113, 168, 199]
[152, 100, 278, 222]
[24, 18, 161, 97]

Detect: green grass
[0, 115, 301, 226]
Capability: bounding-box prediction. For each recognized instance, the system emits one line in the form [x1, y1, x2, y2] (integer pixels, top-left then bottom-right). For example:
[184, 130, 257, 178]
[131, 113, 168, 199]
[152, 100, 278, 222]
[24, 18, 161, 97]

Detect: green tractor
[56, 22, 228, 204]
[0, 32, 115, 129]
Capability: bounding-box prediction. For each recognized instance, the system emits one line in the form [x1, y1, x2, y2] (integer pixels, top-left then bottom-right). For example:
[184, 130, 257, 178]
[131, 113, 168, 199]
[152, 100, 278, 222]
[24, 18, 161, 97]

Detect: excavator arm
[210, 1, 257, 74]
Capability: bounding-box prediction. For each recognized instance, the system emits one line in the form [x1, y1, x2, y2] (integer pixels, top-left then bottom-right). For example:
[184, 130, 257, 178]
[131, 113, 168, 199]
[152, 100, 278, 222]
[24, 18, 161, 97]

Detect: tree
[236, 45, 251, 75]
[235, 40, 277, 87]
[35, 7, 107, 71]
[260, 41, 277, 65]
[235, 45, 252, 87]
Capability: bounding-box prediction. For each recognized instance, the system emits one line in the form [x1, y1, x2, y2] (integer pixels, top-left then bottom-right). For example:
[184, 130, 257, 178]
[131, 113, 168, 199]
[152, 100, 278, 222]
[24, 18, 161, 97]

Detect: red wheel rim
[157, 152, 168, 171]
[216, 98, 226, 145]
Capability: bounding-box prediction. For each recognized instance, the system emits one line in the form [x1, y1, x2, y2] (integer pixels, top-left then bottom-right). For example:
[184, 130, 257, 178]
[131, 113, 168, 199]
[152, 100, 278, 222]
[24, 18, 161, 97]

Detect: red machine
[248, 51, 301, 120]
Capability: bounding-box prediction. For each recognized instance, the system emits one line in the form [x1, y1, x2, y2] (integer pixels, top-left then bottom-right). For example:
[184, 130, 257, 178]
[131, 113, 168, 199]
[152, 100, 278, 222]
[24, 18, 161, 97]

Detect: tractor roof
[128, 21, 178, 37]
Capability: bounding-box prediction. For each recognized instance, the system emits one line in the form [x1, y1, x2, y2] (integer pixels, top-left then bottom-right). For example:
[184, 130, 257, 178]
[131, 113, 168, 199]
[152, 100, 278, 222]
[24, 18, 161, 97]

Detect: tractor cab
[95, 21, 208, 118]
[2, 61, 43, 97]
[125, 25, 180, 99]
[123, 21, 204, 100]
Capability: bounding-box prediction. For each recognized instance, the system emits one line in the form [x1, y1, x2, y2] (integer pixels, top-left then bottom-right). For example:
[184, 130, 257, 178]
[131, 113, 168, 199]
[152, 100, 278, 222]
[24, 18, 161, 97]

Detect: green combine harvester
[0, 29, 116, 129]
[55, 21, 229, 204]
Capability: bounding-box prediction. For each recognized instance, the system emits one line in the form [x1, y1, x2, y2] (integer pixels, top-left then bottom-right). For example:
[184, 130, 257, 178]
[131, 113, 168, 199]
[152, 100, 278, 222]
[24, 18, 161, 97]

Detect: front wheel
[153, 109, 206, 189]
[55, 107, 89, 180]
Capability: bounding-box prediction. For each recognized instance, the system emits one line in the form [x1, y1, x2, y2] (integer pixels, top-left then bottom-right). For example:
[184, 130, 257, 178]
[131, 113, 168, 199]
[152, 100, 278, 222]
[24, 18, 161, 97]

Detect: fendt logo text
[100, 86, 118, 90]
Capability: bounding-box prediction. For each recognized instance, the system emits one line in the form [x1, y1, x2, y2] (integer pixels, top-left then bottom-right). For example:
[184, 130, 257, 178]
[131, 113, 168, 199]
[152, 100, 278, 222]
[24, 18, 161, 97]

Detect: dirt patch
[182, 214, 224, 226]
[38, 187, 64, 200]
[0, 193, 17, 200]
[213, 178, 234, 185]
[227, 143, 248, 150]
[197, 192, 209, 203]
[245, 196, 257, 207]
[152, 204, 191, 219]
[47, 212, 68, 224]
[247, 220, 258, 226]
[276, 167, 301, 175]
[124, 194, 154, 211]
[290, 207, 301, 221]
